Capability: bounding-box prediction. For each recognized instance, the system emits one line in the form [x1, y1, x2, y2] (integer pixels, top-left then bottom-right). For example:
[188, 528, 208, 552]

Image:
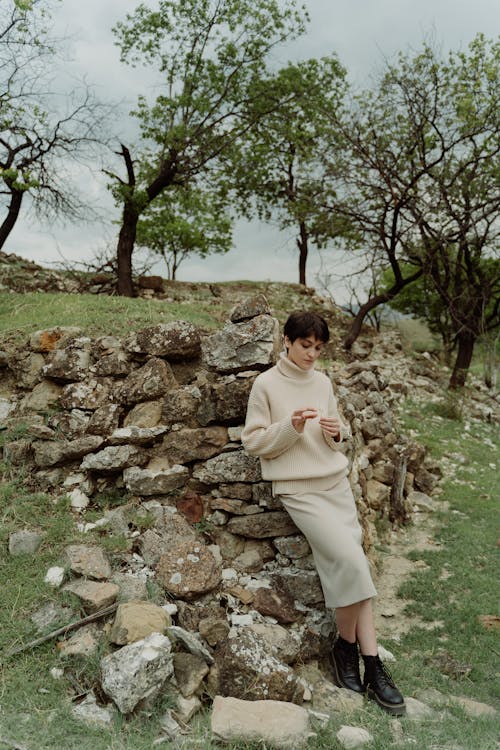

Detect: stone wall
[0, 294, 439, 723]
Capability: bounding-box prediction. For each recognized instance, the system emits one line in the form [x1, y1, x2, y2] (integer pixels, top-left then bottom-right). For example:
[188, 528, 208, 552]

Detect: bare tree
[0, 0, 111, 250]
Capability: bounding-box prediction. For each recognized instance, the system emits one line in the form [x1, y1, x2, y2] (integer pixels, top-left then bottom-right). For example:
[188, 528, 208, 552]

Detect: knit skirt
[278, 476, 377, 608]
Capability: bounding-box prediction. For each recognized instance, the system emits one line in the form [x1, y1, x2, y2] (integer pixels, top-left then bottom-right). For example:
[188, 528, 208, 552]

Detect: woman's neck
[277, 351, 315, 380]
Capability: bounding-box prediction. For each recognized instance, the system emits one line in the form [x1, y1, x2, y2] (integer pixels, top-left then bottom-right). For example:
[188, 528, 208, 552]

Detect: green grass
[0, 291, 222, 347]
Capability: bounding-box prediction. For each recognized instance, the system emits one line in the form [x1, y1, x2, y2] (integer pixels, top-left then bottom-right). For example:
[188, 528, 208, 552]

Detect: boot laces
[374, 657, 396, 687]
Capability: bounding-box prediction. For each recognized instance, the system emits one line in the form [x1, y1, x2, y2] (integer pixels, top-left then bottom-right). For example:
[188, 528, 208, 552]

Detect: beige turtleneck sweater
[241, 353, 349, 494]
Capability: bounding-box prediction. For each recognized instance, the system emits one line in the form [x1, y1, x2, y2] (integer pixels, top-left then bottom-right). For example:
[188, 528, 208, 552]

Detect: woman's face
[284, 334, 324, 370]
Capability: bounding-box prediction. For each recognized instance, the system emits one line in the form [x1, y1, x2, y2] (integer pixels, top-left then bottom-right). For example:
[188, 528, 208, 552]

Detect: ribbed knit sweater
[241, 353, 349, 494]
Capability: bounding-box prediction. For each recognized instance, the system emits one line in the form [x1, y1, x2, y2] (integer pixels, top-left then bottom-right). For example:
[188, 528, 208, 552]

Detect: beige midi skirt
[278, 476, 377, 608]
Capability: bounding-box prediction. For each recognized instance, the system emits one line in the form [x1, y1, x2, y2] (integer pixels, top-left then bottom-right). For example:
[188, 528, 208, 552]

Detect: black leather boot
[329, 636, 364, 693]
[362, 654, 406, 715]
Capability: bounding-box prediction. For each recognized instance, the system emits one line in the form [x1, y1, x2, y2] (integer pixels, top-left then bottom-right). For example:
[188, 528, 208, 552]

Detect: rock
[215, 628, 303, 702]
[210, 497, 262, 515]
[202, 315, 280, 373]
[193, 449, 261, 484]
[63, 579, 119, 613]
[404, 697, 436, 719]
[156, 541, 221, 600]
[198, 374, 256, 426]
[414, 467, 438, 494]
[72, 691, 115, 728]
[68, 488, 90, 511]
[230, 295, 271, 323]
[199, 617, 231, 647]
[125, 321, 201, 361]
[176, 490, 204, 523]
[108, 425, 169, 445]
[42, 338, 91, 381]
[253, 584, 301, 624]
[8, 530, 43, 555]
[112, 572, 149, 602]
[172, 694, 202, 723]
[31, 601, 74, 632]
[65, 544, 112, 579]
[3, 439, 32, 465]
[21, 380, 62, 411]
[372, 461, 395, 484]
[139, 514, 197, 567]
[211, 696, 311, 749]
[232, 548, 264, 573]
[248, 623, 300, 664]
[159, 709, 183, 739]
[210, 529, 245, 561]
[450, 696, 497, 717]
[110, 600, 171, 645]
[365, 479, 391, 510]
[408, 490, 438, 512]
[173, 652, 210, 697]
[124, 400, 163, 428]
[118, 357, 177, 405]
[81, 445, 149, 472]
[57, 624, 100, 656]
[30, 326, 82, 352]
[271, 570, 324, 606]
[44, 566, 65, 587]
[32, 435, 104, 468]
[167, 625, 215, 665]
[161, 426, 228, 463]
[273, 535, 311, 558]
[10, 352, 45, 388]
[60, 379, 110, 410]
[227, 511, 297, 538]
[123, 464, 189, 495]
[85, 403, 122, 435]
[162, 385, 201, 426]
[0, 397, 16, 423]
[218, 482, 253, 500]
[100, 632, 174, 714]
[49, 408, 90, 438]
[336, 725, 373, 749]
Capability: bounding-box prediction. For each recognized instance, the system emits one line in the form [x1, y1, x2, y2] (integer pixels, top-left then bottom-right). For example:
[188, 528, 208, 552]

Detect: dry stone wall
[0, 295, 441, 724]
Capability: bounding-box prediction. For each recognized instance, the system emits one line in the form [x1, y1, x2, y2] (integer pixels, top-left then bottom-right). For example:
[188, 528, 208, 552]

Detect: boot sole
[366, 686, 406, 716]
[328, 651, 365, 694]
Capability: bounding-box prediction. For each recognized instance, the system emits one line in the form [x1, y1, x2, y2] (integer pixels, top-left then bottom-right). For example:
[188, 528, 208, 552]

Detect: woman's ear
[283, 335, 291, 351]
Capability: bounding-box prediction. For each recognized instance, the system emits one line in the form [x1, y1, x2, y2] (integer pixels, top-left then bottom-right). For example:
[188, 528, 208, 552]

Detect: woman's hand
[291, 408, 318, 434]
[319, 416, 341, 440]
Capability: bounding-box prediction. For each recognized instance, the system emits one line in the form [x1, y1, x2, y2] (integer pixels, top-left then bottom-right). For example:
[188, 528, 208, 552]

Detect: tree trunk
[116, 201, 139, 297]
[343, 268, 423, 350]
[297, 221, 308, 286]
[449, 331, 475, 388]
[0, 188, 24, 250]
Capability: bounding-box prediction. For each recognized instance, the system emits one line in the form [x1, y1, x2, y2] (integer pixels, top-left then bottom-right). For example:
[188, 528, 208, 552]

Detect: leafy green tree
[109, 0, 307, 296]
[0, 0, 109, 250]
[136, 184, 232, 280]
[228, 56, 348, 286]
[320, 35, 499, 387]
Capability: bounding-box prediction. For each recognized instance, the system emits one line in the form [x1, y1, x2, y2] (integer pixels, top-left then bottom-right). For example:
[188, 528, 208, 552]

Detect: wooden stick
[2, 603, 118, 660]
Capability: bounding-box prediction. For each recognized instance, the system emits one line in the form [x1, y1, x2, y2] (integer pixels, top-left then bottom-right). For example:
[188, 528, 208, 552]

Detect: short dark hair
[283, 311, 330, 344]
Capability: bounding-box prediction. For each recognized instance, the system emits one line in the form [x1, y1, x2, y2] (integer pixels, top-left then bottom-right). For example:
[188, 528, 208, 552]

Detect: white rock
[50, 667, 64, 680]
[231, 613, 254, 627]
[378, 645, 396, 662]
[211, 695, 312, 749]
[69, 488, 90, 510]
[162, 603, 178, 617]
[44, 566, 65, 587]
[100, 633, 173, 714]
[405, 697, 436, 719]
[72, 691, 115, 728]
[173, 694, 201, 723]
[336, 725, 373, 749]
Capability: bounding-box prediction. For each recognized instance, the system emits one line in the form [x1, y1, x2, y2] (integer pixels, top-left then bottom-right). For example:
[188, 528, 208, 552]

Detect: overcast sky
[5, 0, 500, 302]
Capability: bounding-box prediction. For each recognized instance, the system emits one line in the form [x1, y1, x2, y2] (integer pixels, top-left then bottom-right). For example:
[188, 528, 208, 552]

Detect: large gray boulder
[156, 540, 222, 599]
[100, 632, 174, 714]
[193, 450, 261, 484]
[118, 358, 177, 405]
[125, 321, 201, 361]
[202, 315, 280, 373]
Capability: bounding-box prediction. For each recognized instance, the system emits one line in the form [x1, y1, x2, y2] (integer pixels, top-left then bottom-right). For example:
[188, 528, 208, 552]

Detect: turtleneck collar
[277, 351, 315, 380]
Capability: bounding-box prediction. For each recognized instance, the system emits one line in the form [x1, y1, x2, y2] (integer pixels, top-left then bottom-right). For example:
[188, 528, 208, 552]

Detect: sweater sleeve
[241, 379, 302, 459]
[322, 383, 349, 450]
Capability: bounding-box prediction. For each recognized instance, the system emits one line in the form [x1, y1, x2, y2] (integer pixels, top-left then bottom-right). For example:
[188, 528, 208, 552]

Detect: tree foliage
[320, 35, 499, 386]
[136, 183, 232, 280]
[109, 0, 307, 295]
[228, 56, 348, 285]
[0, 0, 110, 250]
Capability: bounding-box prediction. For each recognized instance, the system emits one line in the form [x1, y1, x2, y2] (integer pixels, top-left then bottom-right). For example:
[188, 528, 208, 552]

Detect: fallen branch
[2, 603, 118, 660]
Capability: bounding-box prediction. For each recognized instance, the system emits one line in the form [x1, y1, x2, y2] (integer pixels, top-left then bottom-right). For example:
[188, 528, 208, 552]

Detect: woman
[241, 310, 405, 716]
